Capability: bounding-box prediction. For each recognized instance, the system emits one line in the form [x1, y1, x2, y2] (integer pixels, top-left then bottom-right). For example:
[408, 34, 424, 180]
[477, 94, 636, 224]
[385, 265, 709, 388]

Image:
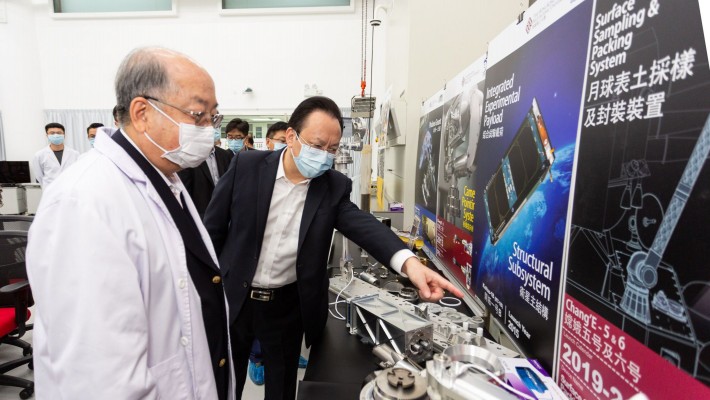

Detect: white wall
[0, 0, 384, 160]
[379, 0, 525, 227]
[0, 0, 48, 162]
[2, 0, 529, 223]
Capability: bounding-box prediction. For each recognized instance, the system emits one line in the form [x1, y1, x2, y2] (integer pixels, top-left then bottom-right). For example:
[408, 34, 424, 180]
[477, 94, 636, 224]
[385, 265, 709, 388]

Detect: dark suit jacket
[203, 150, 407, 346]
[178, 146, 233, 217]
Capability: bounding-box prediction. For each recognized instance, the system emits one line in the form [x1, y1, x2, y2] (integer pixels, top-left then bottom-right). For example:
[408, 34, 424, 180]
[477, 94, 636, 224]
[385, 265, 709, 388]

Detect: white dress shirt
[206, 148, 220, 184]
[252, 151, 310, 288]
[252, 150, 416, 288]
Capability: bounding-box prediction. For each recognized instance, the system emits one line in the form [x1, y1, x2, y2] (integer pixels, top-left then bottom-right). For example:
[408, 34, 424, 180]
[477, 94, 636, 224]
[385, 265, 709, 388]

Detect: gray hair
[114, 47, 181, 126]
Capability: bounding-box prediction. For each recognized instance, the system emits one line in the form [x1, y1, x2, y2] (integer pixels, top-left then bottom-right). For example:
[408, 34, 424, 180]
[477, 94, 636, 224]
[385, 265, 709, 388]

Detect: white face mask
[144, 100, 215, 169]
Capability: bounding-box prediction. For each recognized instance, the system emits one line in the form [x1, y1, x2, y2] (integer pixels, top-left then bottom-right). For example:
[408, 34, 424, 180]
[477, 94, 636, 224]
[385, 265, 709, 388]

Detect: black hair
[87, 122, 104, 134]
[266, 121, 288, 139]
[45, 122, 65, 133]
[288, 96, 343, 133]
[225, 118, 249, 135]
[112, 105, 120, 121]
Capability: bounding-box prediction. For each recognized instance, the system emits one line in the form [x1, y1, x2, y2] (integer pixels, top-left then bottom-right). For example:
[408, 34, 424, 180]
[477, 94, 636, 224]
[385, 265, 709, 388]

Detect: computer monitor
[0, 161, 32, 184]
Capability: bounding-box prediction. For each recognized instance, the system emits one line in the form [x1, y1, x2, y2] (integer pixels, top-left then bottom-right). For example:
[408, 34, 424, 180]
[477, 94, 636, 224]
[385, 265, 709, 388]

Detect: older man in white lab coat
[26, 47, 233, 400]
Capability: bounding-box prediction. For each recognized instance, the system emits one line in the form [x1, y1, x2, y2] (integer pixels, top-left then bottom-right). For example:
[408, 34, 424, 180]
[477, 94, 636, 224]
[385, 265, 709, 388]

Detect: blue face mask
[291, 134, 335, 179]
[48, 134, 65, 146]
[214, 129, 222, 142]
[89, 138, 96, 147]
[228, 138, 244, 153]
[273, 142, 287, 151]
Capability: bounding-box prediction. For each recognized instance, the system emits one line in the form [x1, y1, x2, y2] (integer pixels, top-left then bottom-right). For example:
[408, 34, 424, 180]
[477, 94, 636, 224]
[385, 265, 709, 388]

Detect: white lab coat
[30, 145, 80, 188]
[26, 130, 235, 400]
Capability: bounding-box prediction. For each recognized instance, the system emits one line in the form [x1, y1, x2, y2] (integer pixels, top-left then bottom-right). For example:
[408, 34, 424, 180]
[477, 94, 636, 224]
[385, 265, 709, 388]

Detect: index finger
[436, 276, 465, 298]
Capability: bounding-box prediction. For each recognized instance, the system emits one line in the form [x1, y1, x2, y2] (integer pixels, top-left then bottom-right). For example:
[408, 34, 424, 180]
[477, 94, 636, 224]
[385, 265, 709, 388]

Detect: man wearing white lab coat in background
[30, 122, 80, 188]
[26, 47, 234, 400]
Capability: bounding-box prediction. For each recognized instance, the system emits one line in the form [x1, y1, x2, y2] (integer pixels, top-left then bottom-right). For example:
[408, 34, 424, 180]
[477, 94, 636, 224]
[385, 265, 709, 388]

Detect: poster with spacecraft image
[558, 0, 710, 398]
[414, 92, 444, 254]
[469, 0, 593, 374]
[434, 58, 485, 295]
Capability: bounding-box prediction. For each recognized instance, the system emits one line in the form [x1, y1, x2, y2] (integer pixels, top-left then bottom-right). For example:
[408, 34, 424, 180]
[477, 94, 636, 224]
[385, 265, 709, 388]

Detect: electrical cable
[361, 0, 368, 96]
[369, 0, 375, 103]
[329, 268, 355, 320]
[366, 0, 375, 145]
[360, 2, 365, 82]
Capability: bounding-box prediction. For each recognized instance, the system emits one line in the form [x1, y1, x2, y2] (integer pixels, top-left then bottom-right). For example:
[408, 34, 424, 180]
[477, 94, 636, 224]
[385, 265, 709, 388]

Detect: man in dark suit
[178, 132, 234, 217]
[204, 96, 463, 400]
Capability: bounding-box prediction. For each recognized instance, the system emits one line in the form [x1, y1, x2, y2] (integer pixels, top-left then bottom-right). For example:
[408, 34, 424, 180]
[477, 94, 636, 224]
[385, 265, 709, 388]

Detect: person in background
[178, 127, 234, 218]
[214, 126, 223, 146]
[265, 121, 288, 151]
[245, 135, 255, 151]
[248, 330, 309, 386]
[225, 118, 249, 154]
[26, 47, 234, 400]
[112, 105, 120, 127]
[87, 122, 104, 147]
[30, 122, 80, 188]
[204, 96, 463, 400]
[93, 106, 121, 140]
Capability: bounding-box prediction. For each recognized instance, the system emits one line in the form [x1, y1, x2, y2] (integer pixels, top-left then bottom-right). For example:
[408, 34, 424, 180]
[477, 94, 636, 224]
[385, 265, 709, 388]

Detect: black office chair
[0, 216, 33, 232]
[0, 220, 34, 334]
[0, 231, 34, 399]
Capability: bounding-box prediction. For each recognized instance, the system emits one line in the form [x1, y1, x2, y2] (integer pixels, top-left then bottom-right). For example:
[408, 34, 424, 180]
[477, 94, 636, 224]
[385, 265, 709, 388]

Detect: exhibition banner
[415, 90, 445, 253]
[470, 0, 593, 372]
[559, 0, 710, 398]
[434, 57, 485, 294]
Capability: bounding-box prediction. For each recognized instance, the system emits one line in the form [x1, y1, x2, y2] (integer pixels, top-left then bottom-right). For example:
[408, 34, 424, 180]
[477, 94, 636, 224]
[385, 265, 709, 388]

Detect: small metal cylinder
[372, 344, 396, 366]
[358, 272, 380, 286]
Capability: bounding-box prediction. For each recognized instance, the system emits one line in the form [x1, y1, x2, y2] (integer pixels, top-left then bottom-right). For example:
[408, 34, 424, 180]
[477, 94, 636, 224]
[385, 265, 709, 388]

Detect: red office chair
[0, 231, 34, 399]
[0, 216, 34, 334]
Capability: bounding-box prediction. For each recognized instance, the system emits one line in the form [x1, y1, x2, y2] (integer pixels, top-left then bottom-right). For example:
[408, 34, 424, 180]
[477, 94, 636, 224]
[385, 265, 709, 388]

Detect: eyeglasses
[143, 95, 223, 129]
[296, 131, 339, 155]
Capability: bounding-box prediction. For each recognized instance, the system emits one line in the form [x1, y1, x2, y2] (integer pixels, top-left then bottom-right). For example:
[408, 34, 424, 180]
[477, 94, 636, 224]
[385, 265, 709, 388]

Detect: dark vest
[112, 132, 229, 400]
